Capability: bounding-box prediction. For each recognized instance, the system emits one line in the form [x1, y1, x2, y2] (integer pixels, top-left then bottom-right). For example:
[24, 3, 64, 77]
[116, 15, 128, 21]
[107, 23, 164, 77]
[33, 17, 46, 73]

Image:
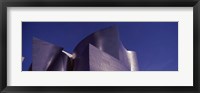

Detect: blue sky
[22, 22, 178, 71]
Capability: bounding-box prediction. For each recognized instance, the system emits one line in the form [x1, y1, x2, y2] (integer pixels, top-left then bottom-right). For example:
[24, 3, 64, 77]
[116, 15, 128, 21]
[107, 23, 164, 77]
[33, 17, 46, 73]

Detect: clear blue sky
[22, 22, 178, 71]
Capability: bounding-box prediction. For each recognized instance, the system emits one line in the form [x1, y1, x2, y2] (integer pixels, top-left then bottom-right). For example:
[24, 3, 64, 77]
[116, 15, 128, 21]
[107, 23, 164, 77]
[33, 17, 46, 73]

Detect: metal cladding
[32, 37, 68, 71]
[30, 26, 138, 71]
[89, 44, 129, 71]
[73, 26, 138, 71]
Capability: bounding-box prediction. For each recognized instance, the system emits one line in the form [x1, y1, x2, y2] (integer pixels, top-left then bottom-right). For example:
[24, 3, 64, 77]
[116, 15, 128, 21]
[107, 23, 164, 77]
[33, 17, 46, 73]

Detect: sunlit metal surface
[89, 44, 129, 71]
[22, 57, 24, 63]
[126, 51, 138, 71]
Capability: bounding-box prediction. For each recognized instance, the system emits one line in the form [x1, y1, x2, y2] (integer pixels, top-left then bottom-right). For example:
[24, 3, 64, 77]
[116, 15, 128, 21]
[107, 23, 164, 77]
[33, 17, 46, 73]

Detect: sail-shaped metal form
[32, 38, 69, 71]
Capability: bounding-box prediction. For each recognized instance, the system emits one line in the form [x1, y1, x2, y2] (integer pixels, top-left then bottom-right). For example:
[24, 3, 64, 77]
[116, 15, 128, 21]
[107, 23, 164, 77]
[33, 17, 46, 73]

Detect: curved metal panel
[73, 26, 137, 71]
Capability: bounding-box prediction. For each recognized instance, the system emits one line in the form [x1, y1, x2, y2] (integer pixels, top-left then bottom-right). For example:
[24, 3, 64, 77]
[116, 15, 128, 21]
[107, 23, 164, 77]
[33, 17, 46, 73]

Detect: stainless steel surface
[31, 26, 137, 71]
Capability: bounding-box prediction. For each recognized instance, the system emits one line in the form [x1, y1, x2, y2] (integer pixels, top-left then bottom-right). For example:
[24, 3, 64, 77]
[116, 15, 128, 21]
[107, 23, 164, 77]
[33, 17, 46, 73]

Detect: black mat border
[0, 0, 199, 93]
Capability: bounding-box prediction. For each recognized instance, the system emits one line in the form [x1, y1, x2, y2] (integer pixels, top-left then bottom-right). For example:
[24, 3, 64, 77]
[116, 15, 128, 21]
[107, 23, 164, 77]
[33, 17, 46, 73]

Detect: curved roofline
[73, 25, 119, 52]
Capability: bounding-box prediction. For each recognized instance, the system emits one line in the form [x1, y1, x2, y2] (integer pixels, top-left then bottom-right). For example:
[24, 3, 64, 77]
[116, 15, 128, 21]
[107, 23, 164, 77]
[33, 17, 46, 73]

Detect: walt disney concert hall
[30, 26, 138, 71]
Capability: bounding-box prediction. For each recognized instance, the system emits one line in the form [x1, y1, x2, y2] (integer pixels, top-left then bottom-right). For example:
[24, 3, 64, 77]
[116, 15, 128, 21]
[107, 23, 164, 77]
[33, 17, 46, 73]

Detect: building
[31, 26, 138, 71]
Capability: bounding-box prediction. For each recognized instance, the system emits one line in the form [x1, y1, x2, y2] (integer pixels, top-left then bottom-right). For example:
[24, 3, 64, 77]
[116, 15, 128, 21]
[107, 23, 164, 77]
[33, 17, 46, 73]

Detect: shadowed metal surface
[47, 52, 69, 71]
[32, 37, 68, 71]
